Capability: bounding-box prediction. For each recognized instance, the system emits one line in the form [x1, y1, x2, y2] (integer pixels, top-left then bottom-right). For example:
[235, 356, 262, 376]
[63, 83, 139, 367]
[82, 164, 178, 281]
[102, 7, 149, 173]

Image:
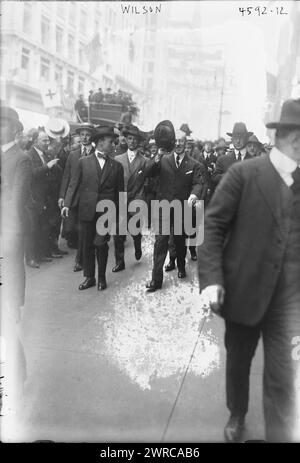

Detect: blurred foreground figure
[0, 107, 32, 417]
[198, 99, 300, 442]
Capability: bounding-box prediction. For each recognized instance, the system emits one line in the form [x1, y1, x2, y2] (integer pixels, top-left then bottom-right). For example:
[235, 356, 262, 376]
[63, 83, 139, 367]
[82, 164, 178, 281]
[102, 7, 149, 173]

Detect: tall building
[0, 1, 147, 128]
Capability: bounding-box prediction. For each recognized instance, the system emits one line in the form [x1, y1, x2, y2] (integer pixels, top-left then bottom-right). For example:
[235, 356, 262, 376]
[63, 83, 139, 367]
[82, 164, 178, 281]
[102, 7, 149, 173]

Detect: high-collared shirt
[127, 149, 137, 163]
[234, 147, 247, 160]
[95, 151, 106, 169]
[269, 146, 298, 188]
[34, 146, 47, 165]
[81, 144, 93, 156]
[174, 151, 185, 166]
[1, 141, 16, 153]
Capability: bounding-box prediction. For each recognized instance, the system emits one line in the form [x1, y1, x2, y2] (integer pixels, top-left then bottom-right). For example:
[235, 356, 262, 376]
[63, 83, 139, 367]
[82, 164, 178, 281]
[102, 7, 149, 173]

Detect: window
[79, 42, 85, 66]
[55, 65, 63, 84]
[68, 34, 74, 59]
[78, 77, 85, 94]
[23, 3, 32, 34]
[67, 71, 74, 95]
[56, 26, 63, 53]
[21, 47, 30, 70]
[147, 78, 153, 89]
[41, 16, 50, 46]
[40, 57, 50, 80]
[148, 61, 154, 73]
[80, 9, 87, 32]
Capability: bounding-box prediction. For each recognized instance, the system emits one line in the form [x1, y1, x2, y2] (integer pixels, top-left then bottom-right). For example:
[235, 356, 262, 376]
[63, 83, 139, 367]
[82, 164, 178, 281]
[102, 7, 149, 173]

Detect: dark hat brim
[122, 130, 143, 139]
[265, 122, 300, 129]
[75, 126, 96, 135]
[226, 131, 253, 137]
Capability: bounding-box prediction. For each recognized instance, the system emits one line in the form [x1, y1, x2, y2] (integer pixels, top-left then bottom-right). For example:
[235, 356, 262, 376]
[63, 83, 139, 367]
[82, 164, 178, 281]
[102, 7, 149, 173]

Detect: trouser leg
[113, 235, 126, 265]
[224, 320, 261, 417]
[81, 220, 96, 278]
[174, 234, 187, 271]
[152, 234, 169, 283]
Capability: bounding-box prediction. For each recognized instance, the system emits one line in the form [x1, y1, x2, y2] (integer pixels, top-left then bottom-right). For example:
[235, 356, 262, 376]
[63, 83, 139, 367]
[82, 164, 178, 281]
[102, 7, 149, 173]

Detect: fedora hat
[226, 122, 253, 138]
[122, 124, 142, 139]
[75, 122, 96, 136]
[154, 120, 176, 152]
[45, 118, 70, 139]
[1, 106, 23, 132]
[215, 139, 228, 151]
[246, 134, 262, 146]
[266, 99, 300, 129]
[92, 125, 118, 143]
[180, 123, 192, 136]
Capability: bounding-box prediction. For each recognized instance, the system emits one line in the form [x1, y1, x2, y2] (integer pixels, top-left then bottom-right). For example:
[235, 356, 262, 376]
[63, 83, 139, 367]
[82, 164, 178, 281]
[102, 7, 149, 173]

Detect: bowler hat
[266, 99, 300, 129]
[92, 125, 118, 143]
[122, 124, 142, 139]
[45, 118, 70, 139]
[1, 106, 23, 131]
[75, 122, 96, 136]
[226, 122, 253, 138]
[154, 120, 176, 152]
[180, 123, 192, 136]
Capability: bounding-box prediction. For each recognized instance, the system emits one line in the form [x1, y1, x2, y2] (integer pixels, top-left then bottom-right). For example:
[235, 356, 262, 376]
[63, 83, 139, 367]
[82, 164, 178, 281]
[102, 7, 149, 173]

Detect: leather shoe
[135, 248, 142, 261]
[146, 280, 162, 292]
[27, 260, 40, 268]
[224, 414, 245, 443]
[78, 277, 96, 290]
[57, 248, 68, 255]
[178, 269, 186, 278]
[190, 251, 197, 261]
[112, 262, 125, 272]
[40, 256, 53, 262]
[98, 277, 107, 291]
[73, 263, 83, 272]
[165, 260, 176, 272]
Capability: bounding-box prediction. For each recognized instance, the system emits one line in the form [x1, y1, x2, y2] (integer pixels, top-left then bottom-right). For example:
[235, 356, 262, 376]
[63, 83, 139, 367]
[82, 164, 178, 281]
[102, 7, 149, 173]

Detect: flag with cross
[40, 82, 62, 108]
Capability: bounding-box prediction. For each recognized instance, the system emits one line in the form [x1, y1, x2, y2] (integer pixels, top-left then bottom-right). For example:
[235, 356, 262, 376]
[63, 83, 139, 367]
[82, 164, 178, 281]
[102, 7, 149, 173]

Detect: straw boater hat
[266, 99, 300, 129]
[45, 118, 70, 139]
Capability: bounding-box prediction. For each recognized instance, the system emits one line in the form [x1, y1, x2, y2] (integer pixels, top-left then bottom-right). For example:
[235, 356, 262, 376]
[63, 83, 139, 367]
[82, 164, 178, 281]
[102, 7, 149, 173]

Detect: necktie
[176, 154, 181, 168]
[291, 166, 300, 194]
[82, 146, 87, 157]
[97, 151, 107, 160]
[237, 152, 242, 161]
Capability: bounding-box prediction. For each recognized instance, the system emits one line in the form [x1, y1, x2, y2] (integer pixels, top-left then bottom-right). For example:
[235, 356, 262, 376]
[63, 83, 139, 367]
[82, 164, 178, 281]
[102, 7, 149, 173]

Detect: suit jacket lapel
[167, 152, 177, 172]
[130, 153, 142, 176]
[178, 154, 189, 171]
[92, 154, 102, 188]
[255, 155, 293, 237]
[100, 156, 113, 187]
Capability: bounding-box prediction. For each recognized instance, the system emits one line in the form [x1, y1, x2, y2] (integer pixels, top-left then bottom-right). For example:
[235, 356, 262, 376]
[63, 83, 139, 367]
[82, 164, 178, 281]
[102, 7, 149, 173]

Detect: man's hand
[187, 194, 198, 207]
[47, 158, 59, 169]
[58, 198, 64, 209]
[61, 206, 69, 218]
[200, 284, 225, 316]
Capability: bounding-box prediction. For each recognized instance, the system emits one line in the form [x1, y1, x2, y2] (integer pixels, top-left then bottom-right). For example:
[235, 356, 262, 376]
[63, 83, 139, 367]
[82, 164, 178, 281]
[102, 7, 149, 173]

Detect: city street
[5, 233, 264, 442]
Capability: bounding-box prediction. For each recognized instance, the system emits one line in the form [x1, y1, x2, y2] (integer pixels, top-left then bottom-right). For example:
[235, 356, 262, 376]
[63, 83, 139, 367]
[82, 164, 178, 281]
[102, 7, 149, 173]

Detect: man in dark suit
[211, 122, 253, 187]
[62, 126, 124, 291]
[113, 124, 150, 271]
[1, 107, 32, 413]
[146, 129, 204, 292]
[59, 123, 96, 271]
[197, 99, 300, 442]
[27, 131, 61, 263]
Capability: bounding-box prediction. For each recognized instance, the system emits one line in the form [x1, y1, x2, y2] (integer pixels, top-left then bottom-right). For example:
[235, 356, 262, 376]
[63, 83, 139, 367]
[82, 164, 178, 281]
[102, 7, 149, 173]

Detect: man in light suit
[146, 128, 204, 292]
[113, 124, 150, 271]
[62, 126, 124, 291]
[59, 123, 96, 271]
[197, 99, 300, 442]
[211, 122, 253, 187]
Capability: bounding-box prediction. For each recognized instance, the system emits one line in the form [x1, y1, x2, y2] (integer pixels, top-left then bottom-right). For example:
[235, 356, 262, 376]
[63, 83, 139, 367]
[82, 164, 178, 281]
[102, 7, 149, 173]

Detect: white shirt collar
[34, 146, 44, 156]
[269, 146, 298, 187]
[1, 141, 16, 153]
[82, 144, 92, 153]
[234, 147, 247, 158]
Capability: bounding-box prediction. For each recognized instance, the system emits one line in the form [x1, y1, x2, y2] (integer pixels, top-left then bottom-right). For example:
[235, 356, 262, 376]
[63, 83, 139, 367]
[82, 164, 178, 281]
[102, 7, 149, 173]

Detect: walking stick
[160, 305, 212, 443]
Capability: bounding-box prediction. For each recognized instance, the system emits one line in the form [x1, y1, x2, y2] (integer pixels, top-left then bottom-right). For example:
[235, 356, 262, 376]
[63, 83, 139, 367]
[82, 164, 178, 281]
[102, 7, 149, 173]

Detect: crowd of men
[1, 98, 299, 442]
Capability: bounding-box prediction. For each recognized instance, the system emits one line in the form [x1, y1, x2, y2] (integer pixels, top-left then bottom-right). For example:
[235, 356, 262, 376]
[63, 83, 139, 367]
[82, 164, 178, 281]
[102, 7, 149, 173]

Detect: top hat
[1, 106, 23, 131]
[154, 120, 176, 152]
[45, 118, 70, 139]
[246, 134, 262, 146]
[92, 125, 118, 143]
[122, 124, 142, 139]
[266, 99, 300, 129]
[75, 122, 96, 136]
[180, 123, 193, 136]
[226, 122, 253, 138]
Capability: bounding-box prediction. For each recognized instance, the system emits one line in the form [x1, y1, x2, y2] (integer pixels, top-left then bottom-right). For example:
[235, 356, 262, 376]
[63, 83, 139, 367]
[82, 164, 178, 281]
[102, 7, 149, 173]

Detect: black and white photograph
[0, 0, 300, 446]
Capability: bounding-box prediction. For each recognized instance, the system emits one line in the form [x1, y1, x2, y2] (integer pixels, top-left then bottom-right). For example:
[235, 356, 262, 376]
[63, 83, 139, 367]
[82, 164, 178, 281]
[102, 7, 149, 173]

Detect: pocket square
[185, 170, 193, 175]
[138, 170, 143, 174]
